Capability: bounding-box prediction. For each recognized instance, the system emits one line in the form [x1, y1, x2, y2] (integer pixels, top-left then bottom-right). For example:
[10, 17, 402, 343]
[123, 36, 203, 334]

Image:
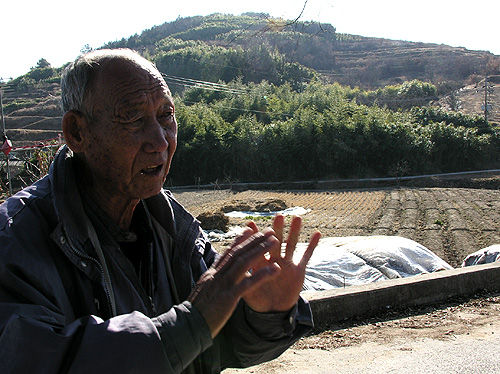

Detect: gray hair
[60, 49, 161, 122]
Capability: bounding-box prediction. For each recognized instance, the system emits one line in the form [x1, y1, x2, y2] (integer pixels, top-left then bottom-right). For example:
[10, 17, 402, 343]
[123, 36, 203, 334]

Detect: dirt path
[223, 292, 500, 373]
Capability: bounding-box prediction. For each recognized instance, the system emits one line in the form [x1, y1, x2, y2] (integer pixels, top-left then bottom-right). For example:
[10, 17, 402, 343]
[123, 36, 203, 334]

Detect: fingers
[246, 221, 259, 234]
[229, 226, 255, 249]
[270, 214, 285, 259]
[231, 229, 279, 283]
[239, 263, 280, 297]
[218, 229, 276, 270]
[272, 214, 284, 243]
[298, 231, 321, 269]
[241, 215, 310, 264]
[284, 216, 302, 261]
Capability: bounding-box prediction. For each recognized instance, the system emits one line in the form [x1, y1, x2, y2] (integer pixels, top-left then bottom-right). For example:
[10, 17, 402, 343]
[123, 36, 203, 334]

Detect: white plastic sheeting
[202, 228, 454, 291]
[225, 207, 311, 218]
[204, 226, 247, 242]
[294, 236, 453, 291]
[462, 245, 500, 267]
[298, 243, 387, 291]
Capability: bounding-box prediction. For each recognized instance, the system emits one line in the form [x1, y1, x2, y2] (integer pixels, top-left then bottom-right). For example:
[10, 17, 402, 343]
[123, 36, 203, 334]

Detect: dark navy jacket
[0, 146, 313, 373]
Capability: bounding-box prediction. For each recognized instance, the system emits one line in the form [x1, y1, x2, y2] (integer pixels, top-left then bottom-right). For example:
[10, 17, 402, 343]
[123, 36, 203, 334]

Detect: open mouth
[141, 164, 163, 175]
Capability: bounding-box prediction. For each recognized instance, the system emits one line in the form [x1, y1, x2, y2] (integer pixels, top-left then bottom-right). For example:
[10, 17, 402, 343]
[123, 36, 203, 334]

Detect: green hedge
[167, 81, 500, 185]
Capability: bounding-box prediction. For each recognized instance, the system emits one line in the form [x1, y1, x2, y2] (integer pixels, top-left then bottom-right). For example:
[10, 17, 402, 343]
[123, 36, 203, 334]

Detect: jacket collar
[49, 145, 92, 251]
[49, 145, 208, 305]
[49, 146, 203, 259]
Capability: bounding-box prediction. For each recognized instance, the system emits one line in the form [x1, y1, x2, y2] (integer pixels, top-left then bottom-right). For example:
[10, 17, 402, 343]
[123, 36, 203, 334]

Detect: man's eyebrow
[162, 101, 175, 110]
[113, 95, 148, 115]
[113, 104, 143, 121]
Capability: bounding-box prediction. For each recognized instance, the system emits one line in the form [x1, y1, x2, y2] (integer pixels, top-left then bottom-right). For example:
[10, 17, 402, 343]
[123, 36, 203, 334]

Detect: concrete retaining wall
[304, 262, 500, 326]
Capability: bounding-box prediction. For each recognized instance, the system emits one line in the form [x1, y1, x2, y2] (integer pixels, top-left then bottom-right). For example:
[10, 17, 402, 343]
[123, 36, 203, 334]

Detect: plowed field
[174, 185, 500, 268]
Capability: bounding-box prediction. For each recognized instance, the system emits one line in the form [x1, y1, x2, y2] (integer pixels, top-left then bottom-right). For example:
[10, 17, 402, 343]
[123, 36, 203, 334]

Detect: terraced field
[174, 184, 500, 268]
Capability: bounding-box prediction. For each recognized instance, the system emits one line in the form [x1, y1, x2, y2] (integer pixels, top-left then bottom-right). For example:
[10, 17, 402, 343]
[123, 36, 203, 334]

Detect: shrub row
[167, 82, 499, 185]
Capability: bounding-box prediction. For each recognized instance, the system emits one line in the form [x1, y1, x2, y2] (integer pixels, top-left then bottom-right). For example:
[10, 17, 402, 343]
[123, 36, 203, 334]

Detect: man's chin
[143, 187, 163, 199]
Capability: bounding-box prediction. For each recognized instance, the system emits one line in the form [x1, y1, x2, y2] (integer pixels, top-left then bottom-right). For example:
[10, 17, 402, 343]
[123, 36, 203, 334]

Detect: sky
[1, 0, 499, 80]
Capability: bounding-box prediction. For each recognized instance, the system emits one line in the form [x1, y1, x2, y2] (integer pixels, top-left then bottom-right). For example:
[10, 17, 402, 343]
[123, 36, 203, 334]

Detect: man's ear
[62, 110, 87, 153]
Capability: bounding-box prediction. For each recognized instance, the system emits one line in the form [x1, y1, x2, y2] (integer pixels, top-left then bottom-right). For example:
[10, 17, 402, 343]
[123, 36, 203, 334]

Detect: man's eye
[122, 120, 143, 132]
[160, 112, 175, 124]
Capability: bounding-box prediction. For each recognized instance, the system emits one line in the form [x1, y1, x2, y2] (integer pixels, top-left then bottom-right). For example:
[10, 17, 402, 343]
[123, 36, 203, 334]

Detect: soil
[296, 291, 500, 349]
[171, 173, 500, 354]
[173, 177, 500, 268]
[223, 292, 500, 373]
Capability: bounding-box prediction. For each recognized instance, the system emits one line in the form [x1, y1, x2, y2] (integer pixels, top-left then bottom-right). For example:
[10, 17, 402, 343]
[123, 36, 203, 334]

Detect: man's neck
[74, 156, 139, 230]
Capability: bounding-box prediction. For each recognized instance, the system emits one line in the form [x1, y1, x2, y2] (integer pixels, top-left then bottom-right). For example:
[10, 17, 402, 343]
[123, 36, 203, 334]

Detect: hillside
[0, 13, 499, 175]
[332, 37, 493, 86]
[438, 75, 500, 124]
[1, 83, 62, 146]
[102, 14, 497, 89]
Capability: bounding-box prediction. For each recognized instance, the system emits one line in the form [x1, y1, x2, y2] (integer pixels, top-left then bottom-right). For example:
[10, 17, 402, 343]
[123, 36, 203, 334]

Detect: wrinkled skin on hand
[243, 215, 321, 313]
[189, 215, 321, 338]
[188, 229, 281, 338]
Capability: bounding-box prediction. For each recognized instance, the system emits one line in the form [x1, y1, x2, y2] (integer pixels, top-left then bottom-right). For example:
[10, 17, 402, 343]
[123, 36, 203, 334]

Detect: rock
[220, 198, 288, 213]
[197, 211, 229, 232]
[255, 199, 288, 212]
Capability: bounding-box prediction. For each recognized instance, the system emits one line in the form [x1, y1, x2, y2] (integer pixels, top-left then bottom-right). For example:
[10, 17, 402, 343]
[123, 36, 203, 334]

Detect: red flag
[1, 139, 12, 156]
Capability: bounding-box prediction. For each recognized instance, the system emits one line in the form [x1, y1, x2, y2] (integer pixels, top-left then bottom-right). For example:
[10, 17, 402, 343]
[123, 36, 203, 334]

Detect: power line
[161, 73, 249, 95]
[181, 99, 294, 119]
[156, 53, 316, 84]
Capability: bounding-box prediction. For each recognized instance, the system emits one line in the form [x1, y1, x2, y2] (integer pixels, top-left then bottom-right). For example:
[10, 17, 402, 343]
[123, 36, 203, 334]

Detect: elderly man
[0, 49, 320, 373]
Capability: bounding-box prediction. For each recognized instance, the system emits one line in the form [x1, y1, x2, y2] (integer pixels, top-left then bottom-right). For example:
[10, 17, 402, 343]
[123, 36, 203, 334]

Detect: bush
[411, 106, 489, 130]
[165, 80, 500, 186]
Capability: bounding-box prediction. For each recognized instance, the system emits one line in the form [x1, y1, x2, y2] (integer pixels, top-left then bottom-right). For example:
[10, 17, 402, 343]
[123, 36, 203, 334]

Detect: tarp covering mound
[225, 206, 310, 218]
[202, 226, 454, 291]
[293, 236, 453, 291]
[462, 245, 500, 267]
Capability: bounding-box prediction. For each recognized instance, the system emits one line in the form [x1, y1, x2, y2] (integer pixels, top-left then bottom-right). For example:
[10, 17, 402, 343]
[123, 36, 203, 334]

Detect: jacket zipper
[62, 233, 117, 317]
[191, 235, 205, 374]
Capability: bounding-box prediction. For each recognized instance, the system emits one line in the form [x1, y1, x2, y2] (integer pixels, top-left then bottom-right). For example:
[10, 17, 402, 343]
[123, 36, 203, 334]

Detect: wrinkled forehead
[89, 59, 171, 106]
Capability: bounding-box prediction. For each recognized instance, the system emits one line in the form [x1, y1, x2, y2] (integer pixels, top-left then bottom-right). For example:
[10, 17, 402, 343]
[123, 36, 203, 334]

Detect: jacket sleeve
[218, 296, 314, 370]
[0, 238, 212, 374]
[0, 304, 167, 373]
[0, 275, 213, 374]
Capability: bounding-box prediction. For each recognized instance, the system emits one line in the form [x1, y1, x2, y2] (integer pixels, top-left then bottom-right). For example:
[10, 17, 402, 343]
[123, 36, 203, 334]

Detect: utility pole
[479, 73, 494, 124]
[0, 85, 4, 133]
[0, 83, 13, 195]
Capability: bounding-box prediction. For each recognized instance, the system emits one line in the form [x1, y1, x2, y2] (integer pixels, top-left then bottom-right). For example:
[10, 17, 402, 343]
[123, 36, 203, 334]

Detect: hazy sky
[1, 0, 499, 79]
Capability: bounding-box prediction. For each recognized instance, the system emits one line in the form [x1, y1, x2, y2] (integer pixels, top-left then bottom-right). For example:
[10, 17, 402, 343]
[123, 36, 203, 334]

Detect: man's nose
[143, 120, 169, 153]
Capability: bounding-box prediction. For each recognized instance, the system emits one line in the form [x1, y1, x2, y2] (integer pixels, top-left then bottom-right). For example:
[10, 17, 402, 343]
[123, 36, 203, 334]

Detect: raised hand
[243, 215, 321, 313]
[188, 229, 281, 338]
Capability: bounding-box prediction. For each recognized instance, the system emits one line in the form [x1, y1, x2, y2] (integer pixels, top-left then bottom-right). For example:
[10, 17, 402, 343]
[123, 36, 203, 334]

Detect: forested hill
[2, 13, 500, 188]
[5, 12, 499, 100]
[103, 13, 498, 90]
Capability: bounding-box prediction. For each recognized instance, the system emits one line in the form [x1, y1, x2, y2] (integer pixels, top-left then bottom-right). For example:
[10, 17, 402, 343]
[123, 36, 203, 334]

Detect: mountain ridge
[1, 13, 499, 146]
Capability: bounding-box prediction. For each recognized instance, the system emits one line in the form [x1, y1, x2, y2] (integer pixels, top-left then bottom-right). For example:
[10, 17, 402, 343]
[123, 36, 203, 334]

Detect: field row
[174, 187, 500, 268]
